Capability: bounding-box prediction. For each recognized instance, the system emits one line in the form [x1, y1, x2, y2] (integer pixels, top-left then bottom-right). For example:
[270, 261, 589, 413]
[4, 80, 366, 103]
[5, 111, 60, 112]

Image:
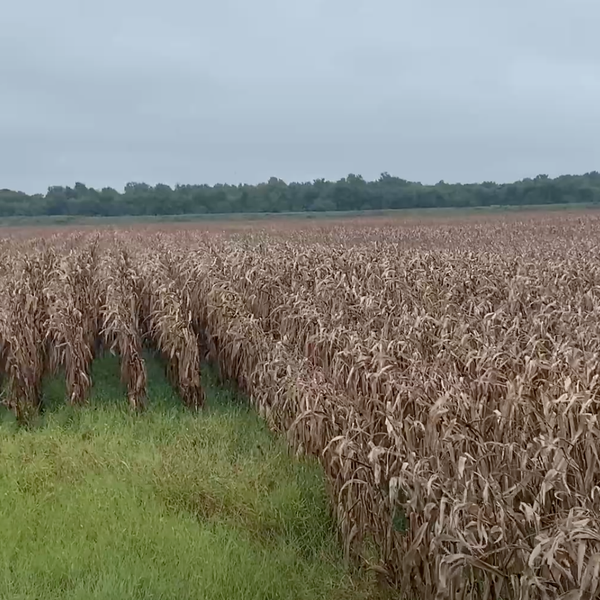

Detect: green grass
[0, 355, 374, 600]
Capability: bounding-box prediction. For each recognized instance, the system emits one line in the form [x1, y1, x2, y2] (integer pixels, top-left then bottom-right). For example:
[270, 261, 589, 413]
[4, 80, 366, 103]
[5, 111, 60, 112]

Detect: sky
[1, 0, 599, 194]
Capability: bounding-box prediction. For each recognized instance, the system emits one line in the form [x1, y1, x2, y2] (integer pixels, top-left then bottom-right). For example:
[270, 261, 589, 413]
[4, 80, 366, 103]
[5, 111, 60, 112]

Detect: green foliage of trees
[1, 172, 600, 217]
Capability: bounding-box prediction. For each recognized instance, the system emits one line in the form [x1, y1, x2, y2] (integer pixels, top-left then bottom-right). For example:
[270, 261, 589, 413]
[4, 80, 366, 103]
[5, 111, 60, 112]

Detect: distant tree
[1, 171, 600, 217]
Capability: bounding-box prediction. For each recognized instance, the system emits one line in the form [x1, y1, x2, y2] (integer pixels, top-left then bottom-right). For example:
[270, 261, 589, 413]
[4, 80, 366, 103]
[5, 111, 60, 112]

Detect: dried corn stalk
[45, 238, 101, 404]
[1, 246, 54, 421]
[99, 244, 147, 410]
[137, 239, 204, 409]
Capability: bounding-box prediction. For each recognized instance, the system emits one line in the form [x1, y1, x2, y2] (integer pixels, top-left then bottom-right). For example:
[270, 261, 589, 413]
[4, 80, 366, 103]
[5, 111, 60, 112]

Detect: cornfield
[1, 212, 600, 599]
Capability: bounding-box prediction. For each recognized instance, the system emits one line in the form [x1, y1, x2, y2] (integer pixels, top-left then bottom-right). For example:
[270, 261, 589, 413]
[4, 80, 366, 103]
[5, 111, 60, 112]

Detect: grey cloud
[1, 0, 599, 193]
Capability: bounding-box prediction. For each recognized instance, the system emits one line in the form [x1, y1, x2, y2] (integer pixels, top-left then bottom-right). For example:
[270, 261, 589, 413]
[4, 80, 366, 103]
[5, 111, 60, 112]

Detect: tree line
[1, 172, 599, 217]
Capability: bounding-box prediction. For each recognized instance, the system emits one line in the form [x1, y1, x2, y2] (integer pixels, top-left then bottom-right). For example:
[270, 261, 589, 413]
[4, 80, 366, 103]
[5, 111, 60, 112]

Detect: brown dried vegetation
[98, 242, 148, 410]
[45, 236, 101, 405]
[0, 212, 599, 598]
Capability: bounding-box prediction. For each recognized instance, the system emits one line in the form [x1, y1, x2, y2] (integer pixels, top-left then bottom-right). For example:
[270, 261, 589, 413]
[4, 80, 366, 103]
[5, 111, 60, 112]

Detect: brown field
[1, 211, 599, 599]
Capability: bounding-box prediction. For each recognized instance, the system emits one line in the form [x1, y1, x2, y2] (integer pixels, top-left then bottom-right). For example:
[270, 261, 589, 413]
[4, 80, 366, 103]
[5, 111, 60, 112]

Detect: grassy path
[0, 355, 374, 600]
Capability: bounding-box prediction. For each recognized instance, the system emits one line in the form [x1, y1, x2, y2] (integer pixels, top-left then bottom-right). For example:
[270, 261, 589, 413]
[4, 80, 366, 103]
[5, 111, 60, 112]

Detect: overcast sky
[1, 0, 598, 193]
